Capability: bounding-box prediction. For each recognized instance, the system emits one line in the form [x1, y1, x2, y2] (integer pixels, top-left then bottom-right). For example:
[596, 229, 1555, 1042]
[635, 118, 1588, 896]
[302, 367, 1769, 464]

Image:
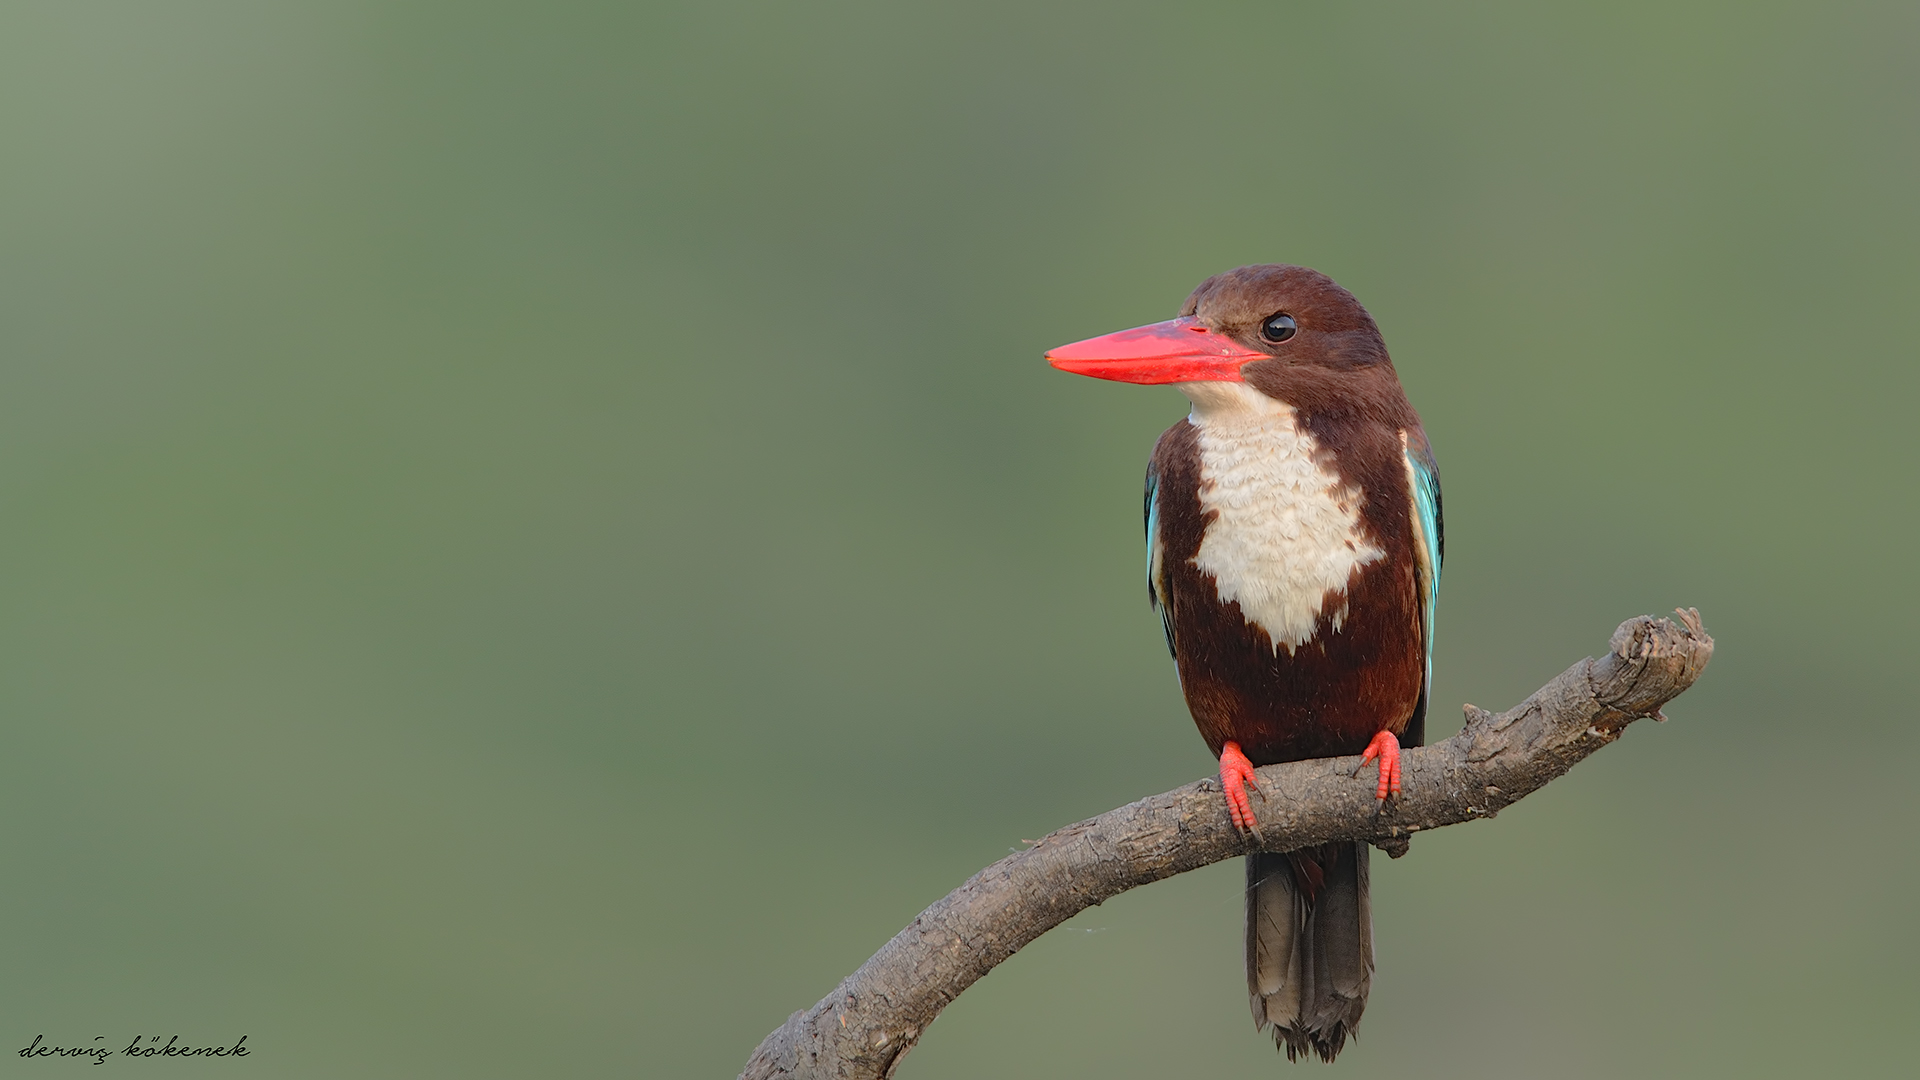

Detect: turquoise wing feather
[1145, 463, 1175, 658]
[1404, 439, 1444, 711]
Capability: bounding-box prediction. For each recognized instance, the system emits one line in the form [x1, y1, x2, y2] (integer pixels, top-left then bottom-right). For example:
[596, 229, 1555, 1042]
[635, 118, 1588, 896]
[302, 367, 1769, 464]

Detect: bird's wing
[1145, 460, 1177, 658]
[1402, 433, 1443, 744]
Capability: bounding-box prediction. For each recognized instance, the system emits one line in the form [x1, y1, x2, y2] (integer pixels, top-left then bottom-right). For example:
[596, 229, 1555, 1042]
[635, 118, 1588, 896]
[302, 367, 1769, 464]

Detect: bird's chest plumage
[1189, 406, 1383, 650]
[1150, 388, 1424, 765]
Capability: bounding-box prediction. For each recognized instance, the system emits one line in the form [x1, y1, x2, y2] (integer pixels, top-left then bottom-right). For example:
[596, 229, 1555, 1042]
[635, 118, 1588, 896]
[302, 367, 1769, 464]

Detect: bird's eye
[1260, 313, 1298, 343]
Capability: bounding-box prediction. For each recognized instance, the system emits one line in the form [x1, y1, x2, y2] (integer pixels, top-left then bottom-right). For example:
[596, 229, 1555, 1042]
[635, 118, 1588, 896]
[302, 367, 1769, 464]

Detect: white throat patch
[1179, 381, 1383, 651]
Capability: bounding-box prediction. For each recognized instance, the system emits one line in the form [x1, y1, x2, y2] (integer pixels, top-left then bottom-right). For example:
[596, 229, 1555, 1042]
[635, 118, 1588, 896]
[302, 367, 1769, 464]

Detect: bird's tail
[1245, 842, 1373, 1063]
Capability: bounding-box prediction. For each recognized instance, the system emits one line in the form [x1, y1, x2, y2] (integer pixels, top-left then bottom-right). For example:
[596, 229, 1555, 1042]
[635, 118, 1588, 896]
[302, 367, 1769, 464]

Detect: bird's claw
[1357, 729, 1402, 800]
[1219, 741, 1264, 839]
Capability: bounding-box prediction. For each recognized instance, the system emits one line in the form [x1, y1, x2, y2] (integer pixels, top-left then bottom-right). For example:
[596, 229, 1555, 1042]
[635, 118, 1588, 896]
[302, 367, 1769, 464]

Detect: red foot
[1219, 741, 1262, 833]
[1359, 730, 1402, 800]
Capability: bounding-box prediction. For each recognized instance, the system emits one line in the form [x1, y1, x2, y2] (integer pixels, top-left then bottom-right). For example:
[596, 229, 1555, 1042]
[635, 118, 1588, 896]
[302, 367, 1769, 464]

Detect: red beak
[1045, 316, 1263, 384]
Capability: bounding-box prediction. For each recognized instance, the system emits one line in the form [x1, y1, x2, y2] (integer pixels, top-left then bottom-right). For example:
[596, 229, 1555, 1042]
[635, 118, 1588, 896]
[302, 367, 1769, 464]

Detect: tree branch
[742, 610, 1713, 1080]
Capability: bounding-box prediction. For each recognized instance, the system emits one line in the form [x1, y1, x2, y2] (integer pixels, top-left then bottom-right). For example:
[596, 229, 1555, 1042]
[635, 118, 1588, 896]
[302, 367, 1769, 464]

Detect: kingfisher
[1047, 265, 1442, 1062]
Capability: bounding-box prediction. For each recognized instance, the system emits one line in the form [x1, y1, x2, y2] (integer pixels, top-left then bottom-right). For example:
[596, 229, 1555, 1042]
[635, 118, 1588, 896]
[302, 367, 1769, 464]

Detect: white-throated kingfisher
[1048, 265, 1442, 1063]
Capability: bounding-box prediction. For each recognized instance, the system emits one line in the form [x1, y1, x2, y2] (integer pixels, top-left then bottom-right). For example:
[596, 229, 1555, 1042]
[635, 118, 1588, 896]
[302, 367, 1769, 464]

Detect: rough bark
[741, 610, 1713, 1080]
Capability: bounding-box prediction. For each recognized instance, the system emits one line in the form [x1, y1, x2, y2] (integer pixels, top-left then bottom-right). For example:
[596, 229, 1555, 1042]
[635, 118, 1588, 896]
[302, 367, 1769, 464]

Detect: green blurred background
[1, 1, 1913, 1076]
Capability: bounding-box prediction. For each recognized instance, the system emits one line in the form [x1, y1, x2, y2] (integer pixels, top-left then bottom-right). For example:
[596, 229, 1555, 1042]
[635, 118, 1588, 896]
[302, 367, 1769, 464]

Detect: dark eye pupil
[1260, 313, 1297, 343]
